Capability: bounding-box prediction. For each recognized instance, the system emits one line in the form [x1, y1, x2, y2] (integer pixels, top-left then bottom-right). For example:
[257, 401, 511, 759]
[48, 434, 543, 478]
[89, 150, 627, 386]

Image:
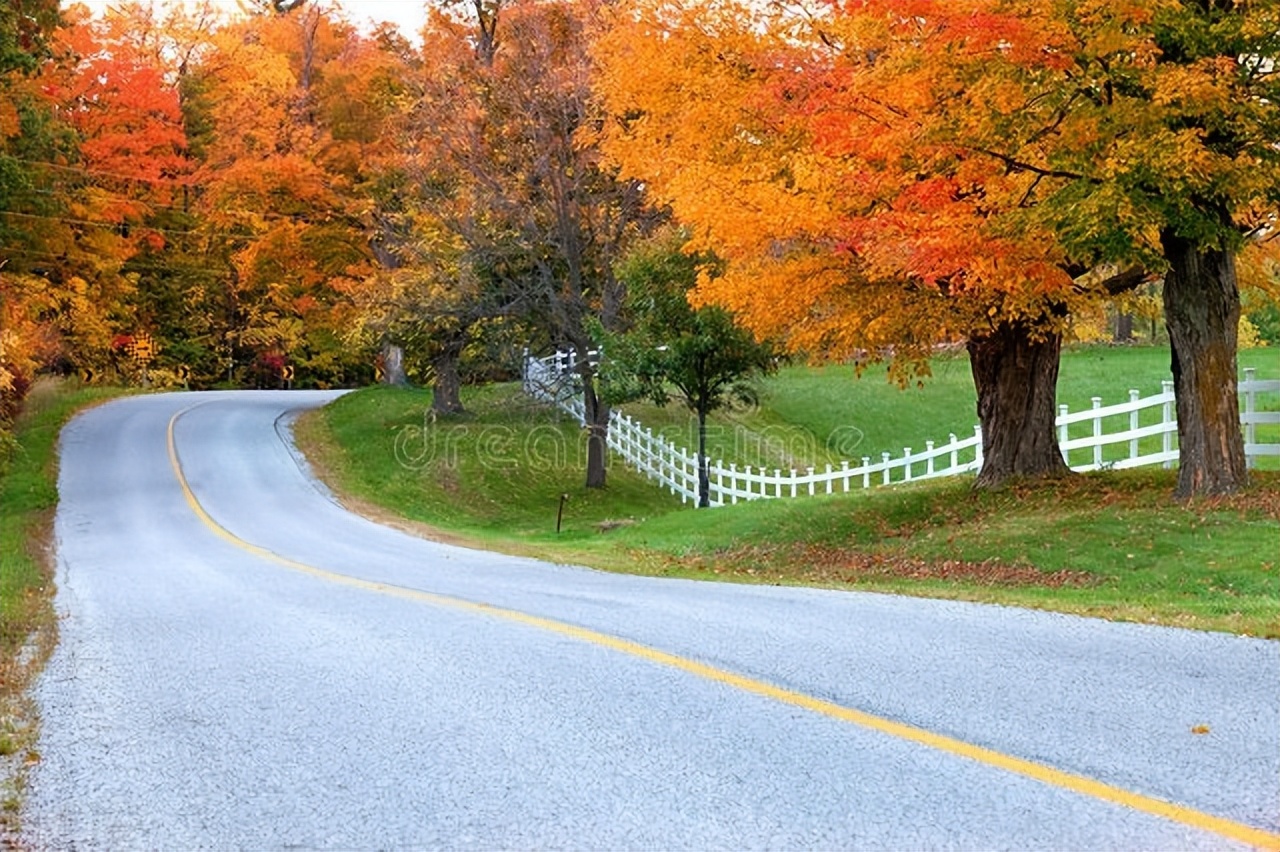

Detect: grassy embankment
[295, 345, 1280, 638]
[0, 380, 125, 825]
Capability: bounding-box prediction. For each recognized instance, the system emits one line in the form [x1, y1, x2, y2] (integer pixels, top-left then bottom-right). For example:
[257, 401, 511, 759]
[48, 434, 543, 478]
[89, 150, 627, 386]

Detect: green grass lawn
[297, 345, 1280, 638]
[620, 344, 1278, 470]
[301, 383, 672, 535]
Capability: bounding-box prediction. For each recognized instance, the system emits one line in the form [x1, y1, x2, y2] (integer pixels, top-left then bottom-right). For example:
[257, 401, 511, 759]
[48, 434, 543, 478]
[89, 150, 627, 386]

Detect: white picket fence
[523, 350, 1280, 507]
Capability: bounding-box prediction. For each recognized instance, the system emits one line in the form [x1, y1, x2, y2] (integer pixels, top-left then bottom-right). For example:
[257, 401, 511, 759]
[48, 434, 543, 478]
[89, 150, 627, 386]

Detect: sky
[76, 1, 431, 41]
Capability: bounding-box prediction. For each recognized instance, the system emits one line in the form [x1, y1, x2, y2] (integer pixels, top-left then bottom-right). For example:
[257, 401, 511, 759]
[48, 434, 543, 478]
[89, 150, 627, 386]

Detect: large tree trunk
[380, 341, 408, 387]
[430, 339, 466, 415]
[968, 318, 1070, 489]
[582, 371, 610, 489]
[1160, 229, 1247, 498]
[1114, 312, 1134, 343]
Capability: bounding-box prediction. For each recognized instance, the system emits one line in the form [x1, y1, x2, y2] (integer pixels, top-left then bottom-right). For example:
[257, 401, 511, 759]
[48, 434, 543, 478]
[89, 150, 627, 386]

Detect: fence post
[625, 419, 634, 465]
[949, 434, 958, 473]
[678, 446, 687, 499]
[841, 460, 850, 493]
[694, 449, 702, 506]
[1128, 389, 1140, 464]
[1058, 404, 1070, 464]
[791, 469, 798, 498]
[673, 442, 682, 500]
[640, 427, 651, 479]
[1244, 367, 1257, 469]
[666, 441, 675, 495]
[687, 447, 696, 502]
[1092, 397, 1103, 469]
[825, 464, 833, 495]
[882, 452, 891, 485]
[903, 448, 913, 482]
[1162, 380, 1175, 468]
[862, 457, 871, 489]
[775, 469, 783, 499]
[639, 429, 650, 481]
[729, 463, 739, 504]
[925, 441, 935, 476]
[807, 466, 815, 497]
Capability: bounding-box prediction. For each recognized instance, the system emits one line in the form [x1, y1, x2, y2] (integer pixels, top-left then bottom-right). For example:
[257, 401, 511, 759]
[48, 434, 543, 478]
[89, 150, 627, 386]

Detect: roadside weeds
[0, 380, 126, 844]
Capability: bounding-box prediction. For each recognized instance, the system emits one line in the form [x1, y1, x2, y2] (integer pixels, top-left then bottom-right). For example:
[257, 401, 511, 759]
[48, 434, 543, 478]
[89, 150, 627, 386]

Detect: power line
[1, 246, 230, 278]
[0, 209, 203, 237]
[5, 156, 194, 187]
[7, 158, 369, 225]
[0, 206, 365, 235]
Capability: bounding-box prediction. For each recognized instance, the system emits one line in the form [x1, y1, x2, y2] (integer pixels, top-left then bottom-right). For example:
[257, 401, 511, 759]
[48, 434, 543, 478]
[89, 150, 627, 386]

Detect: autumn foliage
[1, 0, 1276, 496]
[594, 0, 1280, 493]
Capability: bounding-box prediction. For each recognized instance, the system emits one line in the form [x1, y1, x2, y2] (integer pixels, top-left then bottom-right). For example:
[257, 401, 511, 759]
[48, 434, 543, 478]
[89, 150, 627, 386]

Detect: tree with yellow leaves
[596, 0, 1280, 495]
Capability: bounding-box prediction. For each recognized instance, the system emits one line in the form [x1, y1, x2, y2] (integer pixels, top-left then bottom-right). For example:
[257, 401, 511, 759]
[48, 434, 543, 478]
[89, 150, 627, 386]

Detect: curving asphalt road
[21, 391, 1280, 849]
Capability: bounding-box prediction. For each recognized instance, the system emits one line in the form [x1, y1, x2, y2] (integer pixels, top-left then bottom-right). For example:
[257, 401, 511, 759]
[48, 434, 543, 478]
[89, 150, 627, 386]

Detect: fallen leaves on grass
[798, 548, 1099, 588]
[1185, 484, 1280, 522]
[991, 470, 1280, 520]
[596, 518, 638, 533]
[688, 544, 1098, 588]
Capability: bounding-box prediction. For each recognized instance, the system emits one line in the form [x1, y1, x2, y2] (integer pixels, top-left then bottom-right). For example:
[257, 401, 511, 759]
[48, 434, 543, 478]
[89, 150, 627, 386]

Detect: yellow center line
[166, 404, 1280, 849]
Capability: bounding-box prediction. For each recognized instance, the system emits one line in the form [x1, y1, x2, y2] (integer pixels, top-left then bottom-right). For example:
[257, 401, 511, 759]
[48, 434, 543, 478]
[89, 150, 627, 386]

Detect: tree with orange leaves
[184, 4, 388, 386]
[33, 5, 197, 371]
[0, 0, 64, 449]
[594, 0, 1084, 488]
[596, 0, 1280, 495]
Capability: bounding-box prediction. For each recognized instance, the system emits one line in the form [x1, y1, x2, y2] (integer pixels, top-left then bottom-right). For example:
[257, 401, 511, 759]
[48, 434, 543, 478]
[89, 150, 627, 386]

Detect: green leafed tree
[602, 229, 776, 507]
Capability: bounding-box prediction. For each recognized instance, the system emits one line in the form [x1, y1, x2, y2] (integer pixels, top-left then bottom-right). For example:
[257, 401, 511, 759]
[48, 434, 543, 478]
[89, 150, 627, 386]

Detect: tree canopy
[1, 0, 1276, 498]
[593, 0, 1280, 494]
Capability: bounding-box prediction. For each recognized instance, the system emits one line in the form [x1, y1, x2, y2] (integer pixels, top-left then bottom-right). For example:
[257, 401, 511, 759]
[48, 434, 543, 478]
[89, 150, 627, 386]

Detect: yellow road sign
[281, 365, 295, 382]
[129, 333, 156, 363]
